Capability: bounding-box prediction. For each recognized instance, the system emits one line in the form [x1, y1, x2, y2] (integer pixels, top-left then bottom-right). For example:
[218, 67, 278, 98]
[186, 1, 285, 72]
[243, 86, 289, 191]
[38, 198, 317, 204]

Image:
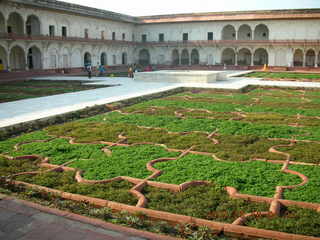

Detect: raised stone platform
[134, 70, 228, 83]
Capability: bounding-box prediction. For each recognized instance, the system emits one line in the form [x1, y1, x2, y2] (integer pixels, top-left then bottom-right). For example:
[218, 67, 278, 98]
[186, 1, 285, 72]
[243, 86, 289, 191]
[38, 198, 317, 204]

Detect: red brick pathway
[0, 194, 180, 240]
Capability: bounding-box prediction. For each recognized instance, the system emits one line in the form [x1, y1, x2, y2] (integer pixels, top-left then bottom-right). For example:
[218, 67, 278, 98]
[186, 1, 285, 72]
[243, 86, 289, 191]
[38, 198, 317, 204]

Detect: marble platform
[134, 70, 228, 83]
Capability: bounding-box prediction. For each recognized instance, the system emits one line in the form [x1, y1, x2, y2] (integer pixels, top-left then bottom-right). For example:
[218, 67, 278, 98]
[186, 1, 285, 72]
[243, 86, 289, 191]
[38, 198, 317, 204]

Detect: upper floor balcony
[0, 33, 136, 46]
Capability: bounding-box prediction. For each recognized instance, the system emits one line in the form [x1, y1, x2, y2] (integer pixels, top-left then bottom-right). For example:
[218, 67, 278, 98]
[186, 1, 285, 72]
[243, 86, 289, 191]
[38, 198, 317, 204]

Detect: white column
[251, 53, 254, 66]
[235, 53, 238, 66]
[315, 52, 318, 67]
[303, 52, 306, 67]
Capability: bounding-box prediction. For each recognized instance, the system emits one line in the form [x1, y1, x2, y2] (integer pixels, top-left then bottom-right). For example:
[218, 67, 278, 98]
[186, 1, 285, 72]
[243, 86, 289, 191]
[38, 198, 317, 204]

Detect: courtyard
[1, 74, 320, 239]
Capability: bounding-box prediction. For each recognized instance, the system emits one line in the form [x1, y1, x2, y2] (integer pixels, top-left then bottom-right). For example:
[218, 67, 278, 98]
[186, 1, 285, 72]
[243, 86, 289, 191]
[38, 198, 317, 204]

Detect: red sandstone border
[3, 110, 320, 239]
[5, 181, 320, 240]
[1, 195, 182, 240]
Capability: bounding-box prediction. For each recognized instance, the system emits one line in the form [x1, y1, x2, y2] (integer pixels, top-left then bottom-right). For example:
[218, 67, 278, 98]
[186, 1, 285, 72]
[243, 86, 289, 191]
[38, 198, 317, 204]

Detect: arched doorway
[254, 24, 269, 40]
[0, 12, 5, 33]
[238, 48, 252, 66]
[207, 54, 213, 65]
[222, 25, 236, 40]
[26, 15, 41, 36]
[84, 52, 91, 66]
[61, 47, 69, 68]
[306, 49, 315, 67]
[7, 12, 24, 34]
[71, 48, 81, 68]
[122, 52, 127, 65]
[293, 49, 303, 67]
[138, 49, 150, 65]
[181, 49, 189, 65]
[238, 25, 252, 40]
[191, 49, 200, 65]
[100, 52, 107, 65]
[0, 45, 8, 70]
[172, 49, 179, 65]
[27, 46, 42, 70]
[10, 46, 26, 70]
[253, 48, 268, 66]
[221, 48, 235, 65]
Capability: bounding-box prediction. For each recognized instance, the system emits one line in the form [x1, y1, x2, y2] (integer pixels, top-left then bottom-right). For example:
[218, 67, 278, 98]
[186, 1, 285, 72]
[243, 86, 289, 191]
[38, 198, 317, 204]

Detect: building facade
[1, 0, 320, 71]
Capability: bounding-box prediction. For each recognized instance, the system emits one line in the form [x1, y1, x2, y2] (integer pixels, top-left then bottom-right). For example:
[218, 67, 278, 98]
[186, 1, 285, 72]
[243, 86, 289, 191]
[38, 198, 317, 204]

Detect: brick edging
[1, 195, 182, 240]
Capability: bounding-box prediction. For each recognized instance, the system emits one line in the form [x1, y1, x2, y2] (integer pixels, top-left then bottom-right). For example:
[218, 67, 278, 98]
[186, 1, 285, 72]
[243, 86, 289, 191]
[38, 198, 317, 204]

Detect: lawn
[0, 80, 111, 103]
[1, 86, 320, 239]
[244, 71, 320, 82]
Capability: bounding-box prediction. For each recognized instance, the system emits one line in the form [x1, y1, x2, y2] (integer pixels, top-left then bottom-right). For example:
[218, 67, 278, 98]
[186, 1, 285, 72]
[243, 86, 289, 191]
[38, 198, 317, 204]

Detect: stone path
[1, 71, 320, 128]
[0, 194, 179, 240]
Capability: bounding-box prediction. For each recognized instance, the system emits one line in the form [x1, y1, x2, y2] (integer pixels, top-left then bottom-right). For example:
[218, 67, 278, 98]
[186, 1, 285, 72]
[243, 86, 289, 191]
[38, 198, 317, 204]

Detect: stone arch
[181, 49, 189, 65]
[172, 49, 179, 65]
[254, 24, 269, 40]
[27, 45, 42, 70]
[84, 52, 92, 66]
[221, 48, 236, 65]
[238, 24, 252, 40]
[253, 48, 269, 66]
[48, 47, 58, 69]
[222, 25, 236, 40]
[26, 15, 41, 36]
[10, 45, 26, 70]
[100, 52, 107, 65]
[306, 49, 316, 67]
[122, 52, 128, 65]
[191, 49, 200, 65]
[0, 11, 5, 33]
[138, 49, 150, 65]
[0, 45, 8, 70]
[7, 12, 24, 34]
[70, 48, 81, 68]
[238, 48, 252, 66]
[61, 47, 70, 68]
[293, 49, 303, 67]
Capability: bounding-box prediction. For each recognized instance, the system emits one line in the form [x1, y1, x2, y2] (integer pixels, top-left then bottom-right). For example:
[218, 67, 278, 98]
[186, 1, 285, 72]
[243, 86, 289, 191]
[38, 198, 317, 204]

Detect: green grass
[15, 171, 137, 205]
[154, 154, 301, 198]
[143, 184, 269, 223]
[11, 138, 179, 180]
[1, 86, 320, 237]
[0, 80, 110, 103]
[246, 206, 320, 237]
[283, 165, 320, 203]
[244, 72, 320, 80]
[81, 111, 320, 141]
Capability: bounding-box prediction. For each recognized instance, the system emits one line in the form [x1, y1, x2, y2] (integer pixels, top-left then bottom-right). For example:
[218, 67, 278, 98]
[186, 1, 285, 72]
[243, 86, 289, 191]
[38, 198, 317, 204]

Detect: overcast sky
[62, 0, 320, 16]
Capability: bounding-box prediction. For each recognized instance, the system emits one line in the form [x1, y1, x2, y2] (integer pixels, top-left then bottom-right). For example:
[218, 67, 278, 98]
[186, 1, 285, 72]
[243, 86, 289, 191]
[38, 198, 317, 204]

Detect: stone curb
[8, 181, 320, 240]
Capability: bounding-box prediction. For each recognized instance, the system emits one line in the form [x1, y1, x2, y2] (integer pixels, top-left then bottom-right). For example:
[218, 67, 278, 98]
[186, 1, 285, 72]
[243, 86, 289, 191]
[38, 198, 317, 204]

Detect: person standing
[128, 66, 133, 78]
[87, 64, 92, 79]
[0, 59, 4, 71]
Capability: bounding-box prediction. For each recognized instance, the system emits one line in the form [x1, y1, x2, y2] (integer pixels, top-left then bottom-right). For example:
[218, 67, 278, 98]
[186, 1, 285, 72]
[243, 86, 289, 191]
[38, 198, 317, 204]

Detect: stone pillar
[315, 52, 318, 68]
[6, 51, 10, 71]
[251, 53, 254, 66]
[303, 52, 306, 67]
[235, 53, 238, 66]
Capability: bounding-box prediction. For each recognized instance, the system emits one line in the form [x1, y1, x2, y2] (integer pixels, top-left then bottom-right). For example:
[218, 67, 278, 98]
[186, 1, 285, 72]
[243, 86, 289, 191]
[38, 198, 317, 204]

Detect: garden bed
[244, 72, 320, 82]
[1, 86, 320, 239]
[0, 80, 111, 103]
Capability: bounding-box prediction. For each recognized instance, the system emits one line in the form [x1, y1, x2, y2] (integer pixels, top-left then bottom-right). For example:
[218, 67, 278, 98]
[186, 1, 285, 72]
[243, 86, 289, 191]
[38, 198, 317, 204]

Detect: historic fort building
[1, 0, 320, 71]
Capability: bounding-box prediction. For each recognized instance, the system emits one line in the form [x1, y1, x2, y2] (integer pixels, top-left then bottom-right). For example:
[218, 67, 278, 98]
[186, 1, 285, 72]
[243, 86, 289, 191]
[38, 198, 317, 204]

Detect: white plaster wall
[136, 19, 320, 41]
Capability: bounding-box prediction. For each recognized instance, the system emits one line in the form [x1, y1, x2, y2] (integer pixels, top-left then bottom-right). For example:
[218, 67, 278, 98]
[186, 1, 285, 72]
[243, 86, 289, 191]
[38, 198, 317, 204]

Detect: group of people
[84, 63, 153, 79]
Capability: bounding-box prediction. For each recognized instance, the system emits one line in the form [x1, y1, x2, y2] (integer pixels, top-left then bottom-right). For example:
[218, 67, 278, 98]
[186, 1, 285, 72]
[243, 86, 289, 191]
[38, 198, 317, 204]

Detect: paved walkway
[0, 195, 179, 240]
[1, 72, 320, 128]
